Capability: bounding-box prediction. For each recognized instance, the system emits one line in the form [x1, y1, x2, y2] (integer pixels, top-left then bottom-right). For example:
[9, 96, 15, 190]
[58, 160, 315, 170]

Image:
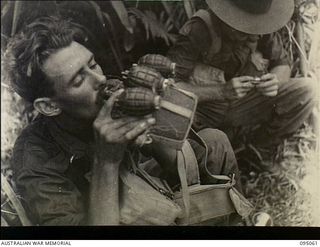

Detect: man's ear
[33, 98, 62, 117]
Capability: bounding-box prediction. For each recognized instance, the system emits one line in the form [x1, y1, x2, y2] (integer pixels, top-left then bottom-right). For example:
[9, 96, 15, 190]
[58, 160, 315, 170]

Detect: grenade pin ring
[144, 133, 153, 145]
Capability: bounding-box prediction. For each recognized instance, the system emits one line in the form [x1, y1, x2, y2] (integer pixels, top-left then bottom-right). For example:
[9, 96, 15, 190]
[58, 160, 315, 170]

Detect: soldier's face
[222, 24, 250, 42]
[42, 41, 107, 121]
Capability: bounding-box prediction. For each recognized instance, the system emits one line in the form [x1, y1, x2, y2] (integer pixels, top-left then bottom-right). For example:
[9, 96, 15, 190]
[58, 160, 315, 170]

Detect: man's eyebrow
[88, 55, 94, 63]
[68, 54, 94, 85]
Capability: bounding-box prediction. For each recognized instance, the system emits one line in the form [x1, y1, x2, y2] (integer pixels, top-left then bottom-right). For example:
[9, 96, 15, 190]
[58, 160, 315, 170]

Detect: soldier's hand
[225, 76, 255, 100]
[255, 73, 279, 97]
[93, 89, 156, 163]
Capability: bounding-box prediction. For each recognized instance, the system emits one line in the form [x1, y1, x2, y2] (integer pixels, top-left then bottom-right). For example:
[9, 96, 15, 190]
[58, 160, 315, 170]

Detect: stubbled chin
[76, 106, 101, 123]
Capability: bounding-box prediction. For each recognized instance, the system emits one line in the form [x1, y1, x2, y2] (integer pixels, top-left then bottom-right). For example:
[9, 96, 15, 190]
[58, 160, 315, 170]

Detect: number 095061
[300, 241, 318, 245]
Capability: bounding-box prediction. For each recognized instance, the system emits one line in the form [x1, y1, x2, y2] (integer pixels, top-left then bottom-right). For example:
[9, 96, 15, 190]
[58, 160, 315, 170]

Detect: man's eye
[90, 62, 98, 70]
[72, 75, 84, 87]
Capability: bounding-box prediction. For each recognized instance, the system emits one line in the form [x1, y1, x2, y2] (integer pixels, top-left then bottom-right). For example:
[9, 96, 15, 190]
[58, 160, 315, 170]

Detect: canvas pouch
[119, 132, 253, 225]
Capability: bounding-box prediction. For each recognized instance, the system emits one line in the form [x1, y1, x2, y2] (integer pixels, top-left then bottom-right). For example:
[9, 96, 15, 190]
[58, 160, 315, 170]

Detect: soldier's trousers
[189, 128, 242, 192]
[192, 78, 317, 140]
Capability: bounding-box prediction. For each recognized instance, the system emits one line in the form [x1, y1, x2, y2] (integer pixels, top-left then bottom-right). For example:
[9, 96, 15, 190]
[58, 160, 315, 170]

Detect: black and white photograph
[1, 0, 319, 235]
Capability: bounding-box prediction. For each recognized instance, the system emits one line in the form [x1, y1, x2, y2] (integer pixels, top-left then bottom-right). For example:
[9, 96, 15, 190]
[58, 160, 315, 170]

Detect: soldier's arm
[89, 90, 155, 225]
[270, 65, 291, 84]
[175, 82, 227, 102]
[167, 19, 211, 81]
[175, 75, 255, 102]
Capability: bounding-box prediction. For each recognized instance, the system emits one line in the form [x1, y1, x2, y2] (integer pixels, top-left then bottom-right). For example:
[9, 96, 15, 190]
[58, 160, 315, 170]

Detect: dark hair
[3, 16, 88, 102]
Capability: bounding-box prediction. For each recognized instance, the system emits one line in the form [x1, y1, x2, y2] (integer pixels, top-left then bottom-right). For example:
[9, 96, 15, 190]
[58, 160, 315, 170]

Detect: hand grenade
[123, 65, 172, 93]
[138, 54, 176, 77]
[113, 87, 160, 117]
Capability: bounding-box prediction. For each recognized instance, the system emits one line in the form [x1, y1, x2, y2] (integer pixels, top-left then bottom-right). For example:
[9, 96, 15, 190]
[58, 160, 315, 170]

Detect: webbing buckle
[159, 188, 174, 200]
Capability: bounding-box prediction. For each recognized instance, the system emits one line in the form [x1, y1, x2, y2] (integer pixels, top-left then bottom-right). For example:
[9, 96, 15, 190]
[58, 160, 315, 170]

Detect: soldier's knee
[197, 128, 231, 146]
[291, 78, 317, 100]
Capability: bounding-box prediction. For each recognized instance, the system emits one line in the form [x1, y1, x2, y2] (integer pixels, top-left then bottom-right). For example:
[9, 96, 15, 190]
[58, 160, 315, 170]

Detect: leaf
[123, 15, 137, 52]
[123, 30, 135, 52]
[110, 1, 133, 34]
[128, 8, 175, 46]
[129, 8, 150, 40]
[242, 158, 263, 172]
[161, 1, 172, 16]
[102, 12, 124, 71]
[1, 1, 12, 20]
[183, 0, 195, 19]
[161, 1, 179, 30]
[162, 1, 187, 30]
[247, 144, 263, 162]
[11, 1, 24, 36]
[88, 1, 106, 27]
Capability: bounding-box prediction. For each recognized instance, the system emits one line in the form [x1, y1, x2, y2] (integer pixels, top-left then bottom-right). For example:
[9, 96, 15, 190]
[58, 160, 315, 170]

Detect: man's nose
[90, 71, 107, 89]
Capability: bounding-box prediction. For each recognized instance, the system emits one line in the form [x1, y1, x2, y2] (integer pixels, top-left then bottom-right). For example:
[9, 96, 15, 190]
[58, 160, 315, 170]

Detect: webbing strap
[128, 152, 174, 199]
[189, 129, 234, 184]
[176, 140, 203, 222]
[1, 173, 32, 226]
[177, 149, 190, 222]
[182, 141, 200, 185]
[159, 100, 193, 119]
